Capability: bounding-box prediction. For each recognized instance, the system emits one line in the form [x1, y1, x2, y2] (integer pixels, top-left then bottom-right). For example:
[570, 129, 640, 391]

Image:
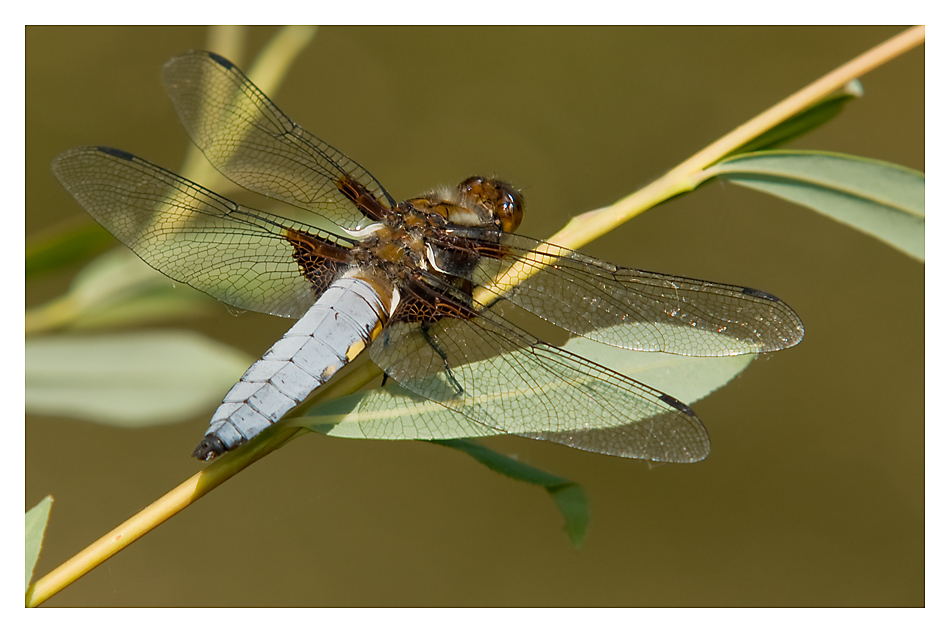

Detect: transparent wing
[162, 50, 395, 229]
[370, 290, 710, 463]
[441, 229, 804, 356]
[52, 146, 351, 319]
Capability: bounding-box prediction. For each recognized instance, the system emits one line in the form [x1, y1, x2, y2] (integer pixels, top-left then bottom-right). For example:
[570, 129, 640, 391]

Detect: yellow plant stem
[24, 425, 293, 607]
[25, 355, 380, 608]
[477, 25, 923, 300]
[554, 25, 925, 253]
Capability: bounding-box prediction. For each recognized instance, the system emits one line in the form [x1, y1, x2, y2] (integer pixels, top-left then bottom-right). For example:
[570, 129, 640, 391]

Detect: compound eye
[459, 177, 525, 233]
[491, 181, 525, 233]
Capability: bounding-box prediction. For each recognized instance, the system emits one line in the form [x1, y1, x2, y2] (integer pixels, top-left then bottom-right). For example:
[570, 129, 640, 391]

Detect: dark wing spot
[206, 51, 234, 70]
[98, 146, 135, 161]
[742, 286, 780, 301]
[659, 393, 695, 415]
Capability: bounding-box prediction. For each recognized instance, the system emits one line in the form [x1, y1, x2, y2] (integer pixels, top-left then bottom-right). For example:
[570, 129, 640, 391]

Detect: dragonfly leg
[420, 324, 464, 396]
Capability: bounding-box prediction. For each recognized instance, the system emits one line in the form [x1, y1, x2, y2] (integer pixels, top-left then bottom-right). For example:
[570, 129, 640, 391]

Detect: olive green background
[26, 26, 923, 606]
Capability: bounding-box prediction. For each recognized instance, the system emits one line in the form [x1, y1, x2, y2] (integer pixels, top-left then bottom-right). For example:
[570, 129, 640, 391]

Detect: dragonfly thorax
[403, 177, 525, 234]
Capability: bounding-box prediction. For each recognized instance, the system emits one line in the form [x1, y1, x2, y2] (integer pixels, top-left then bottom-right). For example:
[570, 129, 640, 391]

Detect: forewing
[446, 230, 804, 356]
[162, 50, 395, 229]
[52, 146, 350, 319]
[369, 291, 710, 463]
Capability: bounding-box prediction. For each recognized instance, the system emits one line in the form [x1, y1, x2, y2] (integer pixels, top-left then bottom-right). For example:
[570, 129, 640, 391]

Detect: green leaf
[25, 220, 115, 279]
[705, 150, 924, 260]
[429, 438, 590, 548]
[728, 80, 863, 157]
[68, 249, 220, 326]
[26, 249, 217, 333]
[564, 334, 757, 403]
[301, 331, 754, 442]
[26, 496, 53, 591]
[25, 331, 254, 426]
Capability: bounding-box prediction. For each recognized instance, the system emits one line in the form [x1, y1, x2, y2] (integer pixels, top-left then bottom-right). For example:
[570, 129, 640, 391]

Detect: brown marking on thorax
[284, 228, 349, 295]
[392, 276, 480, 325]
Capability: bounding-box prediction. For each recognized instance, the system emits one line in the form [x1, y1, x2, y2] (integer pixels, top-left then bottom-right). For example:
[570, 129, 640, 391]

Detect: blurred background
[26, 26, 923, 606]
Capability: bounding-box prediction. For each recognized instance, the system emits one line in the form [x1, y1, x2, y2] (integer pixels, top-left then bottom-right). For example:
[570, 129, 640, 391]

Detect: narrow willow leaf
[25, 331, 254, 426]
[25, 221, 115, 279]
[301, 331, 755, 442]
[25, 496, 53, 591]
[430, 439, 590, 548]
[26, 249, 216, 332]
[68, 249, 190, 309]
[706, 150, 924, 260]
[67, 286, 219, 331]
[728, 80, 864, 157]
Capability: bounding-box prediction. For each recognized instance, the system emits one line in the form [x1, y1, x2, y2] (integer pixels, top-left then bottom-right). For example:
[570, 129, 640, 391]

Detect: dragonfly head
[458, 176, 525, 233]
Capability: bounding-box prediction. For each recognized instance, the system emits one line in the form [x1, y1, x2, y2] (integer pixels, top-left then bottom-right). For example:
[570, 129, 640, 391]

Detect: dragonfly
[52, 51, 804, 463]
